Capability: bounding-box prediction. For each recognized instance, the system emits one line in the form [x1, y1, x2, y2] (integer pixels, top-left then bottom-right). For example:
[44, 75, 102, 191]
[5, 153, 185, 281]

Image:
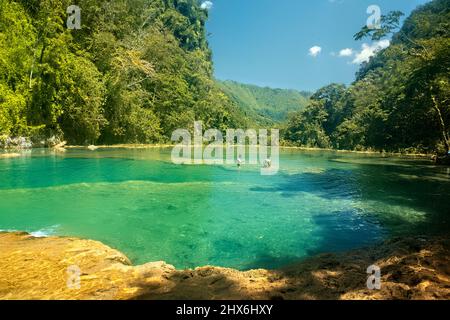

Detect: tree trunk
[432, 95, 449, 155]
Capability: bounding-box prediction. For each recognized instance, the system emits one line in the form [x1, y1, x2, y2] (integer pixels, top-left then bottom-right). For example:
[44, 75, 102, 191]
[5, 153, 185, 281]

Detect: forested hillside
[284, 0, 449, 155]
[0, 0, 248, 145]
[1, 0, 448, 154]
[218, 80, 310, 126]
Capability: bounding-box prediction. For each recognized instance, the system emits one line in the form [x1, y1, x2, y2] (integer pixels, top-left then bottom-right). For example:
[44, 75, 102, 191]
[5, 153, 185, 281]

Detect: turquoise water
[0, 148, 449, 270]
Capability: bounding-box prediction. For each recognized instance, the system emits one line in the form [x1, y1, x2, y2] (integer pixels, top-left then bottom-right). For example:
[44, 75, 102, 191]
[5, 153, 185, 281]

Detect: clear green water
[1, 148, 449, 270]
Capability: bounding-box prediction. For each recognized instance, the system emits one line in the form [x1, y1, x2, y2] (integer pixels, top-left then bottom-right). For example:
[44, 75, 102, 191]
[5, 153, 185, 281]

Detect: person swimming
[263, 158, 272, 168]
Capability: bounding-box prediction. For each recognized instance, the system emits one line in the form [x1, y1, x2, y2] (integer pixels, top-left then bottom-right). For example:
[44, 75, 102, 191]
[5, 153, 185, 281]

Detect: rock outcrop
[0, 135, 70, 149]
[0, 136, 32, 149]
[0, 232, 448, 300]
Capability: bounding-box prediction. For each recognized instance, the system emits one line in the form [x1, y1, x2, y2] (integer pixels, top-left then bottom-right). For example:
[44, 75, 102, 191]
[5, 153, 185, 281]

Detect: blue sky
[204, 0, 431, 91]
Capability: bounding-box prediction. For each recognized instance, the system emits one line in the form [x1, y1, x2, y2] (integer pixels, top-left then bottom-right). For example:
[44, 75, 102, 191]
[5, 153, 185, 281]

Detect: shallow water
[0, 148, 449, 270]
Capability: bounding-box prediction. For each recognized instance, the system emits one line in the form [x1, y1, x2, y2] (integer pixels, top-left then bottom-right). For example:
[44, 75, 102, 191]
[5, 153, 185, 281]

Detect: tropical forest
[0, 0, 449, 302]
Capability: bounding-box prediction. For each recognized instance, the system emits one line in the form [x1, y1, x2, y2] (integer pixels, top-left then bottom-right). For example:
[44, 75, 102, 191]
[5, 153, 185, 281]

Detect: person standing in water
[237, 154, 243, 168]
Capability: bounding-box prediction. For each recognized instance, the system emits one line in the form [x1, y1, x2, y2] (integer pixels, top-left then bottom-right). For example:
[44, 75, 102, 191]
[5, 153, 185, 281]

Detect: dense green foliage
[285, 0, 450, 154]
[0, 0, 248, 145]
[217, 80, 310, 126]
[1, 0, 448, 153]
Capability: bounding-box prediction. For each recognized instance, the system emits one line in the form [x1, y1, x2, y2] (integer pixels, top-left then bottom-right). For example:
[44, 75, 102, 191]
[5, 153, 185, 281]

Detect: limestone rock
[0, 232, 448, 300]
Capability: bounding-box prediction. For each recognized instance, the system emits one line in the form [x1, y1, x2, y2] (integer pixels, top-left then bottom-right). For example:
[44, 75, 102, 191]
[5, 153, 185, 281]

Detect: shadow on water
[211, 237, 307, 271]
[233, 211, 385, 271]
[250, 163, 450, 244]
[250, 169, 360, 200]
[173, 158, 450, 271]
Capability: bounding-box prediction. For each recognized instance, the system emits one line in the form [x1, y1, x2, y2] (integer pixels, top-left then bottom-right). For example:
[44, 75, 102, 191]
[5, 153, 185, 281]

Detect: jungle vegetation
[0, 0, 448, 156]
[284, 0, 450, 155]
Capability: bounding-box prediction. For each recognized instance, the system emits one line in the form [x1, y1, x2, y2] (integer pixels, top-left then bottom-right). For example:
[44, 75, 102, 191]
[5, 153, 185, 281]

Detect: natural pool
[0, 148, 449, 270]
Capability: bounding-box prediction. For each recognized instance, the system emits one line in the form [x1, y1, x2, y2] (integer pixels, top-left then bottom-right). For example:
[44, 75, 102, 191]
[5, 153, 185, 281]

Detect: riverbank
[0, 232, 448, 300]
[281, 146, 432, 158]
[62, 144, 434, 161]
[0, 141, 436, 160]
[65, 144, 431, 155]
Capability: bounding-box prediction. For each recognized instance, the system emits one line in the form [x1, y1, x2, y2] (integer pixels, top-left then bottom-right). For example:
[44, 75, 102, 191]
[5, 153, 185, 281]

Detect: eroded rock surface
[0, 232, 448, 300]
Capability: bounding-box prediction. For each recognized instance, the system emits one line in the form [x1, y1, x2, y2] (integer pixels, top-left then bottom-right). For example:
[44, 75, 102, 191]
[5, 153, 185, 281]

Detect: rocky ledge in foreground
[0, 232, 449, 300]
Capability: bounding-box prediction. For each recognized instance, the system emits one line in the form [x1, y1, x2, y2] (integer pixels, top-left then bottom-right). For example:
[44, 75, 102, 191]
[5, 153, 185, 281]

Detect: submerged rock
[34, 135, 66, 148]
[0, 232, 448, 300]
[0, 153, 21, 159]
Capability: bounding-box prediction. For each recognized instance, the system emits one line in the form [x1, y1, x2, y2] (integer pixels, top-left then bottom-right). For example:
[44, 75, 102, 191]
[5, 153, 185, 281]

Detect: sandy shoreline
[0, 232, 448, 300]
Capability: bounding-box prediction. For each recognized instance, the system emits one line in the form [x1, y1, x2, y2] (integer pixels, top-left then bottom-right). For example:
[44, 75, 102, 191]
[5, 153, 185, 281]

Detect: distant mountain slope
[217, 80, 311, 126]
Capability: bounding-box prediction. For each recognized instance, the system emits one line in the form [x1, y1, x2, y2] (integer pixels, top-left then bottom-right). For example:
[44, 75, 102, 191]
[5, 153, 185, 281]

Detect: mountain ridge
[217, 80, 311, 126]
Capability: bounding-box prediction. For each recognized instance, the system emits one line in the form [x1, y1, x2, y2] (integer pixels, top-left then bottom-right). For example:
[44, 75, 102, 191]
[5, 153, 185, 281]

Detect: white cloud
[352, 40, 390, 64]
[308, 46, 322, 57]
[338, 48, 353, 57]
[200, 1, 213, 10]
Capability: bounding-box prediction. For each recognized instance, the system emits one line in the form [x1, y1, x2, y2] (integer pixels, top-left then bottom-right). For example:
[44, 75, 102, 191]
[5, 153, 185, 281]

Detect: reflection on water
[0, 148, 449, 270]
